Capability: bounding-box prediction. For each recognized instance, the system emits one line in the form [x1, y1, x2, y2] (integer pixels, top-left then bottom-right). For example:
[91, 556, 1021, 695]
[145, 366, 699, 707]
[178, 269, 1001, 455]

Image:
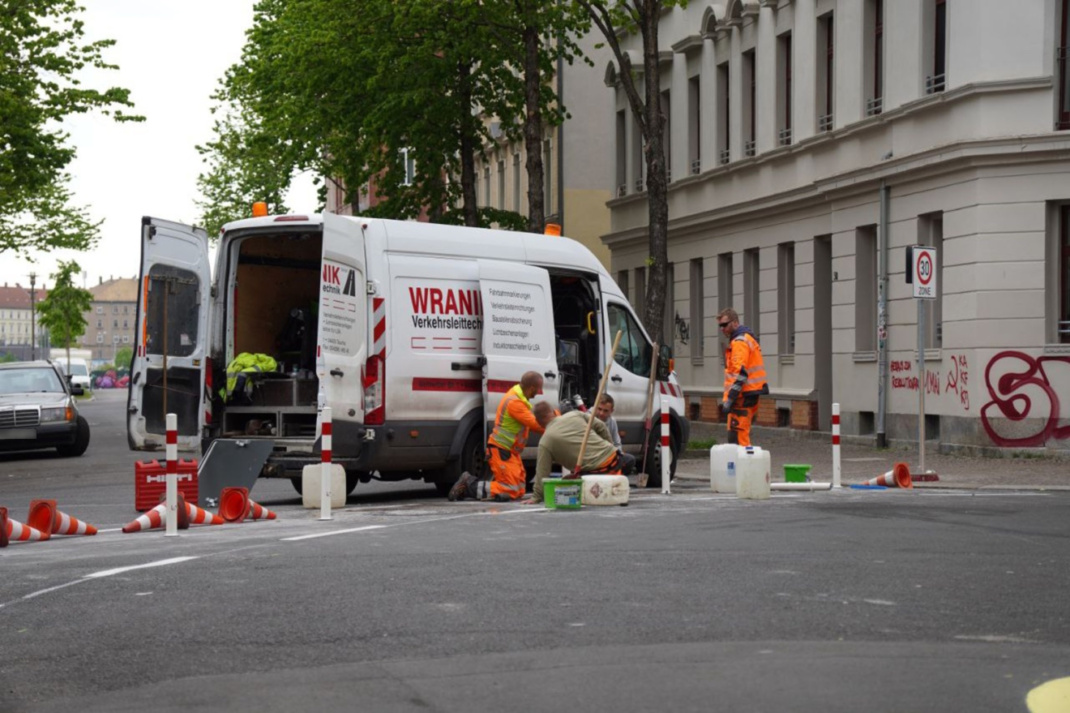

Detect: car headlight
[40, 406, 73, 423]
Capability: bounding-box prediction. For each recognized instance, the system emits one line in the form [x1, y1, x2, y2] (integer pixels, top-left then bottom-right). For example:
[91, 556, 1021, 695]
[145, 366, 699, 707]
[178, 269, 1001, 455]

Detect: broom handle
[574, 330, 623, 474]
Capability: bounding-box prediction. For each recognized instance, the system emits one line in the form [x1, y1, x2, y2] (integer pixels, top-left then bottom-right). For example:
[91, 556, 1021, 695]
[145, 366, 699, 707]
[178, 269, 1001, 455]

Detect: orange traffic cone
[864, 462, 913, 489]
[246, 499, 277, 521]
[27, 499, 98, 537]
[123, 503, 166, 533]
[219, 487, 250, 522]
[186, 500, 224, 526]
[4, 508, 49, 543]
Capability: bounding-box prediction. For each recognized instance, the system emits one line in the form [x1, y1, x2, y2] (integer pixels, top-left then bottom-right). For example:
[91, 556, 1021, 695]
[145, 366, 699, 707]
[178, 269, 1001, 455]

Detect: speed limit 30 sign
[908, 246, 937, 299]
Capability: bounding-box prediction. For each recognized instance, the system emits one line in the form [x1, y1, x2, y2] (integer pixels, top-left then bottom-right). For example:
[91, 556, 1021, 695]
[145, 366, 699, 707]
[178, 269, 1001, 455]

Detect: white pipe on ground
[771, 482, 833, 492]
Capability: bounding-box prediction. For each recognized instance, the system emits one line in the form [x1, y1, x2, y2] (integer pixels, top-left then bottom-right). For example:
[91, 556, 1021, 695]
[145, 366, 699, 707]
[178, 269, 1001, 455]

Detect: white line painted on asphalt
[84, 556, 199, 579]
[282, 525, 388, 541]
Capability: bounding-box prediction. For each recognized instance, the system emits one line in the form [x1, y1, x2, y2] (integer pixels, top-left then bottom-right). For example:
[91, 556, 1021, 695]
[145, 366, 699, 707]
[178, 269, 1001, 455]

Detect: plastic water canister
[735, 446, 771, 500]
[709, 444, 739, 493]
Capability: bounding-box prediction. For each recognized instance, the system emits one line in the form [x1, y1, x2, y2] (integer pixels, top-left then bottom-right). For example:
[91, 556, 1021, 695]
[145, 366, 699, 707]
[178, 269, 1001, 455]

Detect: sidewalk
[674, 422, 1070, 490]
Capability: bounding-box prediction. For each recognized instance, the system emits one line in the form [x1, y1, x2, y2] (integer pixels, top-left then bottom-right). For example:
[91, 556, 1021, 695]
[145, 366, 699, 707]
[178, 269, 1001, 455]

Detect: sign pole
[910, 245, 936, 476]
[917, 298, 926, 475]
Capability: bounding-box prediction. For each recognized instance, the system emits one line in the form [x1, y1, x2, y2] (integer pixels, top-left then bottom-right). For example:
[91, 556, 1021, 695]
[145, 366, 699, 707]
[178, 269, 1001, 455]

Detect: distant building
[81, 276, 138, 364]
[0, 282, 48, 360]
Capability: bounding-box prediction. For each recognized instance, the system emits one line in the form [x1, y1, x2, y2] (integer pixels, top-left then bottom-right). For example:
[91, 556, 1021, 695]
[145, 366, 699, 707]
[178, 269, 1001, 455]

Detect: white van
[127, 213, 689, 495]
[52, 355, 92, 392]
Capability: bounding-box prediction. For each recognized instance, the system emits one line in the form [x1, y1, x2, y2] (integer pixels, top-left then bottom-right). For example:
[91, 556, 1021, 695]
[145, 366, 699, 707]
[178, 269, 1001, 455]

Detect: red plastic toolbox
[134, 459, 199, 511]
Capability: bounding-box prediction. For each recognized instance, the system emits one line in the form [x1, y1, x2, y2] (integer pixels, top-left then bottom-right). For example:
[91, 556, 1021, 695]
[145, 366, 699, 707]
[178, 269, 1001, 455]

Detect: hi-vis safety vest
[723, 332, 767, 405]
[221, 353, 278, 401]
[489, 384, 534, 453]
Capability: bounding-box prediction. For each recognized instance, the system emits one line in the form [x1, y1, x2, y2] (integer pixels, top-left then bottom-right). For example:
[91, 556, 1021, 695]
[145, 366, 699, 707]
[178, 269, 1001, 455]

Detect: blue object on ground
[849, 484, 888, 490]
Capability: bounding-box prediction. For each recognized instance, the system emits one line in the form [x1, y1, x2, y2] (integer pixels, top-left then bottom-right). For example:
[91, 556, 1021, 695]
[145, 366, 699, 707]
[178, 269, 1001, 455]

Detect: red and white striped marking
[372, 297, 386, 358]
[661, 394, 671, 495]
[165, 413, 178, 537]
[320, 407, 333, 521]
[658, 381, 682, 398]
[832, 402, 841, 488]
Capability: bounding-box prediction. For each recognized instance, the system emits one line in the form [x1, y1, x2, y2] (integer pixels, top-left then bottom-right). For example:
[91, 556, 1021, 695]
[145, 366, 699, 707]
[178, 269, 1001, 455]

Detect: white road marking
[282, 525, 388, 541]
[84, 556, 199, 579]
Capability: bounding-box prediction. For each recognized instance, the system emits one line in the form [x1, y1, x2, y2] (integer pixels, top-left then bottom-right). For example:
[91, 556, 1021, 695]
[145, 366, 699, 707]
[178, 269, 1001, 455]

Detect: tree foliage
[36, 260, 93, 364]
[198, 0, 588, 232]
[0, 0, 142, 258]
[574, 0, 681, 347]
[114, 345, 133, 371]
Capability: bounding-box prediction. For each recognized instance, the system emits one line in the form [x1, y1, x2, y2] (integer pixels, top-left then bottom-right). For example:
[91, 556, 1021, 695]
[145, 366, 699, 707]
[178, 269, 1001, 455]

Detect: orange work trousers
[727, 401, 760, 447]
[487, 446, 526, 500]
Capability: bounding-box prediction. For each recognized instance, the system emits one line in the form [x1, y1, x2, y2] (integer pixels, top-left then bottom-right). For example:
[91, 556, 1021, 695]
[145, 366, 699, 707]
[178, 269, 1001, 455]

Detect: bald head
[520, 371, 544, 399]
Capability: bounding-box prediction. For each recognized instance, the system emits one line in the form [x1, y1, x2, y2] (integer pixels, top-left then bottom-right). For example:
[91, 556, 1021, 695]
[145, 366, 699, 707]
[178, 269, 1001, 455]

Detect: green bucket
[543, 477, 582, 510]
[783, 464, 812, 483]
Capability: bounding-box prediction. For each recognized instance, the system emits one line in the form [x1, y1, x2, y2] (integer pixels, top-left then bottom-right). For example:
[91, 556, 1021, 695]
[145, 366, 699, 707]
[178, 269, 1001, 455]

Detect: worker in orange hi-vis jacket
[717, 308, 769, 447]
[449, 371, 545, 502]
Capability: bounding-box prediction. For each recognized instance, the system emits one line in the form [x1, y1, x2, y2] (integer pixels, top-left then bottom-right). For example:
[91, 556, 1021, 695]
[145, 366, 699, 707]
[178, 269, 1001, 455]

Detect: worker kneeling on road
[530, 402, 622, 504]
[449, 371, 545, 502]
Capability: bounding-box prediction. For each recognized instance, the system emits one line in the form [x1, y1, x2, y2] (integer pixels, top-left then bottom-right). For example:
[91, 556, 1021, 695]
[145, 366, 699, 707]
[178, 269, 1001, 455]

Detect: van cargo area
[213, 229, 322, 445]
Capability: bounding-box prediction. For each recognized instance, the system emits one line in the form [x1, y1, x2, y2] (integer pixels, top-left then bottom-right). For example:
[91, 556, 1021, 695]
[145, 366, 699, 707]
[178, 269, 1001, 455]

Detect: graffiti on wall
[891, 360, 941, 395]
[945, 354, 970, 411]
[980, 352, 1070, 447]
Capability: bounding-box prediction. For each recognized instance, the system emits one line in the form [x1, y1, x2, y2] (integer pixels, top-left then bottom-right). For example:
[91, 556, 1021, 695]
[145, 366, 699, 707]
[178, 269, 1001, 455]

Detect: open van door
[477, 260, 559, 420]
[316, 213, 367, 451]
[128, 218, 212, 451]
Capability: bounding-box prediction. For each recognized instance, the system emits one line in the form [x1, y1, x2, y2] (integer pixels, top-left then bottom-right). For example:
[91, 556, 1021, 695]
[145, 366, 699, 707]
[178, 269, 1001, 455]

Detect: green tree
[35, 261, 93, 368]
[574, 0, 681, 346]
[0, 0, 142, 258]
[198, 0, 585, 232]
[114, 345, 133, 372]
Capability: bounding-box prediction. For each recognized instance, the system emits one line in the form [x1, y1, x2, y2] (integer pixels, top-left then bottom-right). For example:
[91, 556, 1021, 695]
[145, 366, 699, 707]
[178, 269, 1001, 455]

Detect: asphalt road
[2, 390, 1069, 713]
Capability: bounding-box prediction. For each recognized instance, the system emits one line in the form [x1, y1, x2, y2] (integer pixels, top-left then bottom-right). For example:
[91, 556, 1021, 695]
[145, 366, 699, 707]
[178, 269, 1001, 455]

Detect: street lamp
[29, 272, 37, 360]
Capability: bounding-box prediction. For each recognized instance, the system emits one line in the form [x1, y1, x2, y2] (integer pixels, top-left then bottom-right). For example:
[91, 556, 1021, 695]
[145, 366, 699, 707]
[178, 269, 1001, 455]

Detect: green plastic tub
[543, 477, 582, 510]
[783, 464, 812, 483]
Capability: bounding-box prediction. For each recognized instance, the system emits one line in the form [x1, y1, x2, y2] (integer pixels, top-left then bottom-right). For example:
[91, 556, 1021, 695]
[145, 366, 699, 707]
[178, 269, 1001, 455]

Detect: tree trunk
[522, 21, 546, 232]
[457, 61, 480, 227]
[639, 1, 668, 348]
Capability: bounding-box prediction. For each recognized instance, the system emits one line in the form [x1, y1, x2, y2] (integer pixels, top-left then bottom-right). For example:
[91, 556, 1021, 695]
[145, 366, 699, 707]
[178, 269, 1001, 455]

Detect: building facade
[81, 277, 138, 364]
[589, 0, 1070, 452]
[0, 283, 47, 360]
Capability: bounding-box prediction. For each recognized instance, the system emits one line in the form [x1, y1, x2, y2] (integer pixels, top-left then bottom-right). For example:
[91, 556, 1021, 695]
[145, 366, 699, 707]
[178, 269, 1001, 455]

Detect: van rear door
[477, 260, 559, 418]
[128, 218, 212, 451]
[317, 213, 367, 437]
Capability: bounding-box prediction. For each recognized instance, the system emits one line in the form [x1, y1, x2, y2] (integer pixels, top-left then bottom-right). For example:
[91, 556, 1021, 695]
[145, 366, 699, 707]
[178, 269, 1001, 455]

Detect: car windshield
[67, 363, 89, 376]
[0, 367, 66, 395]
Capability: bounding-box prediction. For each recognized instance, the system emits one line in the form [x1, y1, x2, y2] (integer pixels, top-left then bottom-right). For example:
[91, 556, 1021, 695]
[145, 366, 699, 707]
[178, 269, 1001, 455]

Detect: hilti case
[134, 459, 199, 511]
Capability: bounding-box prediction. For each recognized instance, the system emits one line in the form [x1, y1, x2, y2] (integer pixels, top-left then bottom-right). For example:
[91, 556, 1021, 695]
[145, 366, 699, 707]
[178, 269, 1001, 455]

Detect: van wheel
[290, 477, 303, 496]
[642, 427, 678, 489]
[439, 427, 485, 493]
[57, 416, 90, 457]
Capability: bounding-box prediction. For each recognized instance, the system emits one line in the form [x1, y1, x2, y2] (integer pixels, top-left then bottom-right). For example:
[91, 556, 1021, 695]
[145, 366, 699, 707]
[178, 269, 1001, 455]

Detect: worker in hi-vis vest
[449, 371, 545, 502]
[718, 308, 769, 447]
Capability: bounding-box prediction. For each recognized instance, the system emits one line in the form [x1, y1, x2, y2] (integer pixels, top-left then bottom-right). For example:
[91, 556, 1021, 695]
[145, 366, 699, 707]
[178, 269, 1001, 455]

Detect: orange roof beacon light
[251, 201, 268, 217]
[544, 223, 562, 237]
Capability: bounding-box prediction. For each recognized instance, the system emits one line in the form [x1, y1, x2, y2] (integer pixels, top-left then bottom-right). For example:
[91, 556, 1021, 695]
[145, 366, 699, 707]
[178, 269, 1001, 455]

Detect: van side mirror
[656, 345, 672, 381]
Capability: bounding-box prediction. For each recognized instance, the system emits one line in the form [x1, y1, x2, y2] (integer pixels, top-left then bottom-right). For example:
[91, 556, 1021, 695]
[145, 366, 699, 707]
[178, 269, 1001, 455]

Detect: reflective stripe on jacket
[488, 384, 538, 453]
[723, 330, 767, 406]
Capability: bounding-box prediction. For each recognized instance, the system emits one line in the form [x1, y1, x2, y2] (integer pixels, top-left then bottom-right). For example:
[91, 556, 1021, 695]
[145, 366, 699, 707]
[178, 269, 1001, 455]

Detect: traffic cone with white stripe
[3, 506, 49, 543]
[123, 504, 166, 533]
[219, 487, 250, 522]
[186, 500, 224, 526]
[864, 462, 913, 489]
[27, 499, 98, 538]
[247, 499, 276, 521]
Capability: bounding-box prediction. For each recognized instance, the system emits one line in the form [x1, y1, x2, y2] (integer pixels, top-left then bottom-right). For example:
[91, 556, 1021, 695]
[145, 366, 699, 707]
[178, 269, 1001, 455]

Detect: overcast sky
[1, 1, 316, 291]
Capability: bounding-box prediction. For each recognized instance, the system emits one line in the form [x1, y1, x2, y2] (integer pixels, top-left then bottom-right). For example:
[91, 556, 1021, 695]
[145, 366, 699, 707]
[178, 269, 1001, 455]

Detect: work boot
[448, 472, 476, 501]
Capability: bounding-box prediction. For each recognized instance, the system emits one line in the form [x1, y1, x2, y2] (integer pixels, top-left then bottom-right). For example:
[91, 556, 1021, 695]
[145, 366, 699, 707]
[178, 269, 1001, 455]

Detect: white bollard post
[660, 394, 671, 495]
[165, 413, 178, 537]
[832, 402, 841, 489]
[320, 407, 333, 521]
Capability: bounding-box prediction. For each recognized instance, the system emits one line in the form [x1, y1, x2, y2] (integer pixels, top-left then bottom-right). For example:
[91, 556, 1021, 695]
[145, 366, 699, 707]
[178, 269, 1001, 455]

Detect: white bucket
[709, 443, 739, 493]
[581, 474, 630, 506]
[735, 446, 771, 500]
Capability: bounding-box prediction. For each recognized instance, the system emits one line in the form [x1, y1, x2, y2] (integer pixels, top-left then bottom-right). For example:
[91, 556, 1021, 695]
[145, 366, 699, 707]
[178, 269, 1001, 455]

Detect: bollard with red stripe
[320, 406, 333, 521]
[660, 393, 671, 495]
[165, 413, 179, 536]
[832, 402, 841, 489]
